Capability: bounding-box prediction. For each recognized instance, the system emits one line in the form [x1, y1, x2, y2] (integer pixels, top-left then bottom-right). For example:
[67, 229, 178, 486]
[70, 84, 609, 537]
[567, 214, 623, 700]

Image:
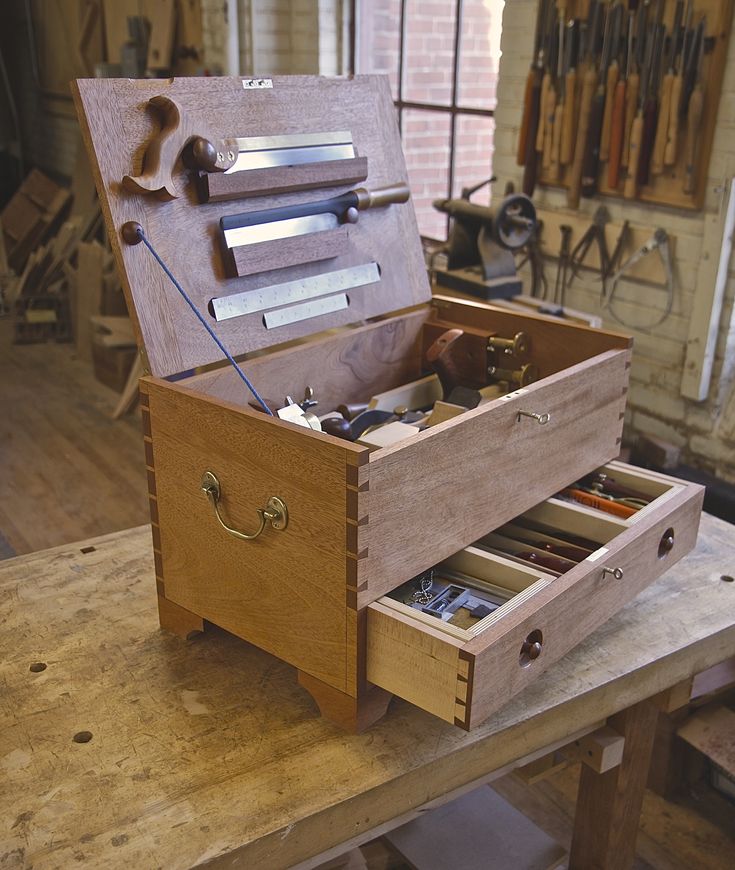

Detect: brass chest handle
[201, 471, 288, 541]
[517, 410, 551, 425]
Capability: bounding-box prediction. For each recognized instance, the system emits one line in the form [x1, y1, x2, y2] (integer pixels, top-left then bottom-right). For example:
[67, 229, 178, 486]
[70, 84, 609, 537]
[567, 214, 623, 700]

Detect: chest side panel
[142, 379, 363, 694]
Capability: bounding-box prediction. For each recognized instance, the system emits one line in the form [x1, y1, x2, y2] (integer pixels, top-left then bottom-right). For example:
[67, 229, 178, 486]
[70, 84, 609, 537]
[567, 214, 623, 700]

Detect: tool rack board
[534, 0, 734, 211]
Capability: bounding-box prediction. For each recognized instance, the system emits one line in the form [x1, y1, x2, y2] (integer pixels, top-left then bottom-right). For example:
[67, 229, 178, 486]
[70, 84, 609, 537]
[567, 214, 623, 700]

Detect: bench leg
[569, 699, 658, 870]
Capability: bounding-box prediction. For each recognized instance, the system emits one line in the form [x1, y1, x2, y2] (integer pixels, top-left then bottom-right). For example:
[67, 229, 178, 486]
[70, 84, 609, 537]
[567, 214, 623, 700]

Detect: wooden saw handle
[121, 95, 237, 200]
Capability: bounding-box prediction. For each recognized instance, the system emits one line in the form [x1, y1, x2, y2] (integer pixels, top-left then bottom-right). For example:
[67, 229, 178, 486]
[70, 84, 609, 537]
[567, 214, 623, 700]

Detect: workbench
[2, 513, 734, 869]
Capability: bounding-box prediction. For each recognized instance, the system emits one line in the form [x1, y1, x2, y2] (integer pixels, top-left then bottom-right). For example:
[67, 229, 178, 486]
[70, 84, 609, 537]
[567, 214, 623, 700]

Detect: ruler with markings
[210, 262, 381, 322]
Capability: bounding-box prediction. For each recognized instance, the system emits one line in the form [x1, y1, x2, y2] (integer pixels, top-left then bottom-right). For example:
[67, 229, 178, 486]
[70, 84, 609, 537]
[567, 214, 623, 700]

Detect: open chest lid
[72, 75, 431, 379]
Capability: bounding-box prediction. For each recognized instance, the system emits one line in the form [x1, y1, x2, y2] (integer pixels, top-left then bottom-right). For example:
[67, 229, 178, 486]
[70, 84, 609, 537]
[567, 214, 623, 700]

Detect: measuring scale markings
[210, 262, 381, 322]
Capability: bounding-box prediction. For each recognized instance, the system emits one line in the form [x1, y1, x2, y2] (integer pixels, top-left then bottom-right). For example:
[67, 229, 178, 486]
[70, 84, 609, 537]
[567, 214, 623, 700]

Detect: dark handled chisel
[220, 183, 410, 248]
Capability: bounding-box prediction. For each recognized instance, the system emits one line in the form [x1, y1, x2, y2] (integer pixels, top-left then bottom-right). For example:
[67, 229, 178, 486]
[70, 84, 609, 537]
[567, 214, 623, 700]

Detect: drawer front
[366, 466, 704, 729]
[360, 349, 630, 604]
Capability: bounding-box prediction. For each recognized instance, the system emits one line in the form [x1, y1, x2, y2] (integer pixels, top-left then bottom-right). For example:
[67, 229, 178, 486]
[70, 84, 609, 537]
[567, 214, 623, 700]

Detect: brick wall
[358, 0, 504, 240]
[494, 0, 735, 482]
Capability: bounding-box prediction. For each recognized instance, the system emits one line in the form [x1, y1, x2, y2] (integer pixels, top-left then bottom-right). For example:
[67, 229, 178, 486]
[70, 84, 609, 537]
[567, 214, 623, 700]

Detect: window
[356, 0, 505, 241]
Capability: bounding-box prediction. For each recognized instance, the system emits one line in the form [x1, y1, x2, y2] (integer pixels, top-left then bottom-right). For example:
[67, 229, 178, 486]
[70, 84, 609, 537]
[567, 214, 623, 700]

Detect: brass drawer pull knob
[517, 410, 551, 425]
[602, 566, 624, 580]
[201, 471, 288, 541]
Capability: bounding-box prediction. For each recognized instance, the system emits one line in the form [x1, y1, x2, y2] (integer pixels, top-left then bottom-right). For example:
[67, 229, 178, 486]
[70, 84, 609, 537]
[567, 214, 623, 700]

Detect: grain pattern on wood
[563, 726, 625, 774]
[297, 671, 392, 732]
[202, 156, 369, 202]
[677, 705, 735, 775]
[361, 350, 630, 602]
[431, 295, 631, 378]
[367, 601, 466, 724]
[569, 700, 660, 870]
[227, 225, 349, 278]
[367, 473, 704, 729]
[140, 377, 361, 692]
[186, 309, 428, 412]
[462, 477, 705, 730]
[72, 76, 430, 377]
[157, 592, 205, 639]
[0, 514, 733, 868]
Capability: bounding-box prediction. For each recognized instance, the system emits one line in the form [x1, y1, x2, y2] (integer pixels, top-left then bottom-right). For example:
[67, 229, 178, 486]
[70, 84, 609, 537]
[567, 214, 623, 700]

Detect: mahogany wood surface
[361, 349, 631, 601]
[72, 76, 430, 378]
[227, 225, 349, 278]
[186, 309, 428, 412]
[202, 156, 369, 202]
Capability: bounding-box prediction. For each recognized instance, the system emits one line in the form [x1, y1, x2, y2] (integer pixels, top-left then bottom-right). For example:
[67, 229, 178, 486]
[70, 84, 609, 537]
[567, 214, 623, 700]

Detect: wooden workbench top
[2, 515, 734, 869]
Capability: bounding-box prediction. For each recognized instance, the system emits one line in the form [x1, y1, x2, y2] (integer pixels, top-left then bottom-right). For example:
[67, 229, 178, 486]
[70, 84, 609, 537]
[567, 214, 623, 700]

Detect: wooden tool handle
[518, 68, 537, 166]
[549, 100, 563, 181]
[623, 112, 643, 199]
[542, 83, 557, 171]
[521, 72, 543, 195]
[636, 98, 658, 187]
[607, 79, 627, 189]
[536, 72, 551, 152]
[567, 67, 597, 208]
[622, 72, 639, 168]
[560, 69, 577, 165]
[664, 74, 683, 166]
[684, 84, 704, 195]
[651, 73, 673, 175]
[581, 89, 605, 197]
[600, 62, 619, 162]
[356, 183, 411, 209]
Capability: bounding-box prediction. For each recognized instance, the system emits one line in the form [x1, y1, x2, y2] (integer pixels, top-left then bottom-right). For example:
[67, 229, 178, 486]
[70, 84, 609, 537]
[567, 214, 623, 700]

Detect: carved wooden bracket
[122, 95, 238, 200]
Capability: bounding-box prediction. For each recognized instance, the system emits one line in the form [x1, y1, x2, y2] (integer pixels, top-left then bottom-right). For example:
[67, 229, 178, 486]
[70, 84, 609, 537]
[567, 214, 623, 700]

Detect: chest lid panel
[73, 75, 430, 378]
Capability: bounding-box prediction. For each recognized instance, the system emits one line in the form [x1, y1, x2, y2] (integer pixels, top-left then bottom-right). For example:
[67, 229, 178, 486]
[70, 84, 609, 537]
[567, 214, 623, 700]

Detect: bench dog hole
[722, 575, 734, 583]
[29, 662, 47, 673]
[80, 546, 96, 554]
[73, 731, 93, 744]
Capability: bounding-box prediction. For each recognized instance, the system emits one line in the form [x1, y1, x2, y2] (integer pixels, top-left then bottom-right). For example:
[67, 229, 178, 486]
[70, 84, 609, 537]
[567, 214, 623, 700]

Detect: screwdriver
[560, 19, 579, 166]
[638, 0, 666, 188]
[517, 0, 549, 167]
[567, 1, 601, 207]
[600, 2, 623, 163]
[684, 18, 705, 196]
[651, 1, 684, 176]
[548, 1, 567, 181]
[622, 0, 645, 169]
[608, 1, 635, 187]
[581, 1, 614, 197]
[664, 0, 693, 166]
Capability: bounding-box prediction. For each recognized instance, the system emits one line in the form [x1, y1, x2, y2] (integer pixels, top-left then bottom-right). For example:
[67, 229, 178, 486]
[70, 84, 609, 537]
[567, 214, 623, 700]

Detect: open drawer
[366, 462, 705, 730]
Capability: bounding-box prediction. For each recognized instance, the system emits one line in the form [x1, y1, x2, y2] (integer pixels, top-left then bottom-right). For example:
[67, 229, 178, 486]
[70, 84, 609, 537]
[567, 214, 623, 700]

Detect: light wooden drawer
[367, 463, 705, 730]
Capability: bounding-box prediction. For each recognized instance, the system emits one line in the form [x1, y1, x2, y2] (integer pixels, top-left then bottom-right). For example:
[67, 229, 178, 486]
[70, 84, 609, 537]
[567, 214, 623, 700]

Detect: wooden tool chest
[74, 75, 703, 731]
